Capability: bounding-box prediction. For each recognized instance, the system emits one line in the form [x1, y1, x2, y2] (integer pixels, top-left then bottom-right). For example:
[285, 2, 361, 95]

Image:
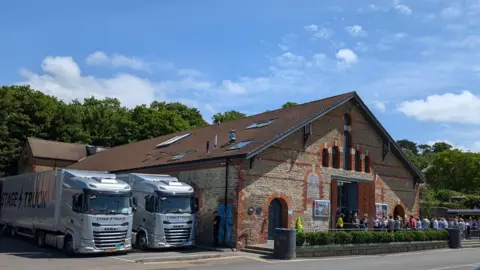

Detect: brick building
[17, 137, 107, 174]
[68, 92, 424, 248]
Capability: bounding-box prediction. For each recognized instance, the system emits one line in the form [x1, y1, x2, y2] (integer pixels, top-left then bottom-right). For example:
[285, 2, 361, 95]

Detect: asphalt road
[2, 235, 480, 270]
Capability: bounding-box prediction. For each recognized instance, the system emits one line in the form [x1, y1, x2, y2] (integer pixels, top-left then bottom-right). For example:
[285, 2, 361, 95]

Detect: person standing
[212, 211, 221, 247]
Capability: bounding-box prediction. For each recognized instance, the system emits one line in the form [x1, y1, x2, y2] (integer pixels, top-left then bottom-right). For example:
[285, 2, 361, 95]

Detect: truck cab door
[70, 194, 85, 240]
[144, 195, 156, 236]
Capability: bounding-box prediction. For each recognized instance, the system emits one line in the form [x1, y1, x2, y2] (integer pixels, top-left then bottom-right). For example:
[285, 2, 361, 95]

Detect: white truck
[0, 169, 133, 255]
[116, 173, 197, 249]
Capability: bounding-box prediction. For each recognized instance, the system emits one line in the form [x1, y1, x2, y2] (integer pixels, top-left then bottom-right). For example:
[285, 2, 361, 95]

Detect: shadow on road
[0, 236, 67, 259]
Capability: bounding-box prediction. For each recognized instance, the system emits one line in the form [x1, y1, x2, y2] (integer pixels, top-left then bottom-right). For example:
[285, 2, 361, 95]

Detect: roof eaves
[352, 93, 426, 183]
[111, 153, 247, 174]
[246, 94, 354, 160]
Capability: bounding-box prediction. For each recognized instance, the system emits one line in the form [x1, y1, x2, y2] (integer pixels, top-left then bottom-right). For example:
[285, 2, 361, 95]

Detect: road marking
[143, 255, 247, 264]
[109, 257, 136, 263]
[427, 264, 478, 270]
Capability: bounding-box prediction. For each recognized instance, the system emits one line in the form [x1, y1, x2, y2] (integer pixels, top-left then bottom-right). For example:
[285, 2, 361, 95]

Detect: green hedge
[296, 230, 449, 246]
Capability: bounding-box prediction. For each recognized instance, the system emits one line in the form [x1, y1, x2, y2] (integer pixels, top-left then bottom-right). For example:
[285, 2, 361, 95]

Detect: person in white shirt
[432, 218, 439, 230]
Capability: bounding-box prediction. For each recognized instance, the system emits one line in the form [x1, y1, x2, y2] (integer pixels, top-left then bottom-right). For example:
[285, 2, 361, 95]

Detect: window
[145, 195, 155, 212]
[355, 151, 362, 172]
[343, 114, 352, 126]
[170, 150, 196, 161]
[364, 156, 371, 173]
[228, 140, 253, 150]
[245, 118, 278, 129]
[322, 149, 329, 167]
[156, 133, 192, 148]
[343, 131, 352, 170]
[332, 146, 340, 169]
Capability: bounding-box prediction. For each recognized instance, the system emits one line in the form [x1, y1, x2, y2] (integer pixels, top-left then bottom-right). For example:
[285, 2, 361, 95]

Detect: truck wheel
[35, 231, 46, 248]
[63, 235, 74, 256]
[137, 232, 147, 250]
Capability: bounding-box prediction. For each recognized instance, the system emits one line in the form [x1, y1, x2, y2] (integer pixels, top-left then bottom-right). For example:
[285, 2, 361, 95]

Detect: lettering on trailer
[0, 190, 49, 209]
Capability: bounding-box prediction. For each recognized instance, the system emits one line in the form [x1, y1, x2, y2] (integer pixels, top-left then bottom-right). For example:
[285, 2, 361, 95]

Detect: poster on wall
[313, 200, 330, 218]
[375, 203, 388, 218]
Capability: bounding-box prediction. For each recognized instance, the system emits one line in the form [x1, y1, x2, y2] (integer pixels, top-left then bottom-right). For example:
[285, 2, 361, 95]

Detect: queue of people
[336, 213, 479, 239]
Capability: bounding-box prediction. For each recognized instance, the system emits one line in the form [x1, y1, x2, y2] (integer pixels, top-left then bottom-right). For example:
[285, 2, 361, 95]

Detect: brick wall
[137, 160, 242, 247]
[239, 101, 419, 245]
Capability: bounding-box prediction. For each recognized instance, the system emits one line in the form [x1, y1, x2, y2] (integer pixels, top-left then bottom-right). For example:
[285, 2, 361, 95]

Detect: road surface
[2, 235, 480, 270]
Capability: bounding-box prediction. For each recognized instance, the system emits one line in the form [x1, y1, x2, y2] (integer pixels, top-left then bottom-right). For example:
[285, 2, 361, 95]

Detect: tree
[397, 139, 418, 155]
[151, 101, 207, 128]
[425, 149, 480, 193]
[212, 110, 246, 124]
[431, 142, 452, 153]
[282, 102, 298, 108]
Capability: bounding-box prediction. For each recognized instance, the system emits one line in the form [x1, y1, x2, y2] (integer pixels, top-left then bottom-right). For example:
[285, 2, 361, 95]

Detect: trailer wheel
[136, 232, 147, 250]
[63, 235, 74, 256]
[35, 231, 46, 248]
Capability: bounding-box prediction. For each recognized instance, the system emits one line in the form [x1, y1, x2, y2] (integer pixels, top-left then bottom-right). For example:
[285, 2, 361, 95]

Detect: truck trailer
[116, 173, 196, 249]
[0, 169, 134, 255]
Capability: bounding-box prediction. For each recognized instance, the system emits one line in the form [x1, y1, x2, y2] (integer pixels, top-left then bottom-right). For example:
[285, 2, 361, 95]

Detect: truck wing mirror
[132, 196, 138, 206]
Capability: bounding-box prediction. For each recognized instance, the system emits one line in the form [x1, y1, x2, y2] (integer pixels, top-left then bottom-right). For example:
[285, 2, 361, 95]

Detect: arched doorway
[393, 205, 405, 218]
[268, 198, 284, 240]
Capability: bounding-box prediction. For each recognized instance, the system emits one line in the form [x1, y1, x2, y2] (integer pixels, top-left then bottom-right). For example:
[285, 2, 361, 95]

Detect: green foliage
[0, 85, 207, 176]
[282, 101, 298, 108]
[297, 230, 449, 246]
[212, 110, 247, 124]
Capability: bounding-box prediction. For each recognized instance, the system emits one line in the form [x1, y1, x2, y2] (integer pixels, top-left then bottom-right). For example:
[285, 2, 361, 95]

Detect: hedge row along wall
[296, 230, 449, 246]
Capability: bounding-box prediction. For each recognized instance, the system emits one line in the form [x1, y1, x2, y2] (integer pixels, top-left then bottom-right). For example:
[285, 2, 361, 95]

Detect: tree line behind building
[0, 85, 478, 210]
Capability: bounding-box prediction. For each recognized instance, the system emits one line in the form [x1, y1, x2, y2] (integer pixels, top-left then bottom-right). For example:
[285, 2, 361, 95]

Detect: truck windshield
[157, 196, 193, 214]
[87, 194, 131, 215]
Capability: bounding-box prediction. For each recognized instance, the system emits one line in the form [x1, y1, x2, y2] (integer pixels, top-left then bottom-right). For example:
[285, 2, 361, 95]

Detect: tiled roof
[68, 92, 356, 172]
[27, 137, 88, 161]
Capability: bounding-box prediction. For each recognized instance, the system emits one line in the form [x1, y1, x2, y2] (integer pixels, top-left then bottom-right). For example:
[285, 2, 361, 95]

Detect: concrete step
[241, 248, 274, 256]
[244, 245, 274, 252]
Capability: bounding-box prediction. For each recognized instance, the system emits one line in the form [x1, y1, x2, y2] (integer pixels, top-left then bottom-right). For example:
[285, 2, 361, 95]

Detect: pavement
[2, 235, 480, 270]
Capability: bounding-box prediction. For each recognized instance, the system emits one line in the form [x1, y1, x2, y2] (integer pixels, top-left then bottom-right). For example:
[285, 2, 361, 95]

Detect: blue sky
[1, 0, 480, 151]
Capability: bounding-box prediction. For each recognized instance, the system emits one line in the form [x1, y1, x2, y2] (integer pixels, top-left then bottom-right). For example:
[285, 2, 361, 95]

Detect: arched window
[343, 113, 352, 170]
[322, 149, 329, 167]
[364, 156, 371, 173]
[355, 151, 362, 172]
[332, 146, 340, 169]
[343, 113, 352, 126]
[307, 173, 320, 199]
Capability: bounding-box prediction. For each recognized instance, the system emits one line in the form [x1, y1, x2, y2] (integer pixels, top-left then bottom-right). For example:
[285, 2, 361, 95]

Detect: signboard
[313, 200, 330, 218]
[375, 203, 388, 218]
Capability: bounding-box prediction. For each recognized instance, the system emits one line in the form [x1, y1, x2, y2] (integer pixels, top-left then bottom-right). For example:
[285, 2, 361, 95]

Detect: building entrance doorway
[394, 205, 405, 218]
[337, 181, 359, 226]
[268, 198, 283, 240]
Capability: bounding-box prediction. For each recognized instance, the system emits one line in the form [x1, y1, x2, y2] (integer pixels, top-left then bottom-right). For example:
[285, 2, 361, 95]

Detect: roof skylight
[228, 140, 253, 151]
[170, 150, 196, 161]
[156, 133, 192, 148]
[245, 118, 278, 129]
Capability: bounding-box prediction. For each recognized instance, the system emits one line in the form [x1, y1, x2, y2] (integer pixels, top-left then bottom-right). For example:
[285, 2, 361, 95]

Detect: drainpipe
[223, 159, 229, 246]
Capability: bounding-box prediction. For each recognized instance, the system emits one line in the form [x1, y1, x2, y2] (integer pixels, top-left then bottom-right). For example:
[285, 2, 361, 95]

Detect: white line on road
[109, 257, 136, 263]
[428, 264, 478, 270]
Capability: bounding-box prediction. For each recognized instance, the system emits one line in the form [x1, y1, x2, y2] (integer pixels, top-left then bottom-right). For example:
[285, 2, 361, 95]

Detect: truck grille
[93, 230, 127, 249]
[164, 228, 192, 244]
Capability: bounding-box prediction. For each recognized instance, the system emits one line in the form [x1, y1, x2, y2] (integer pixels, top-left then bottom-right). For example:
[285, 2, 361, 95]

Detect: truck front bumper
[76, 238, 132, 254]
[147, 234, 195, 248]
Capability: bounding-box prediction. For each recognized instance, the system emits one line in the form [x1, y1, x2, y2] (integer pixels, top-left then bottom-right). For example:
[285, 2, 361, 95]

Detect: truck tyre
[63, 235, 74, 256]
[35, 231, 46, 248]
[136, 232, 147, 250]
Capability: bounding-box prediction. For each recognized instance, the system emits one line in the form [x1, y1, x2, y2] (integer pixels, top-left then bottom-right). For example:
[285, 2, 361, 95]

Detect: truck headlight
[125, 237, 131, 244]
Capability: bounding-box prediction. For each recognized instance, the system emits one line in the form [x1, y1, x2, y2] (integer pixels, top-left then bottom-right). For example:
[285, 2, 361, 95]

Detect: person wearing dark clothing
[213, 211, 221, 247]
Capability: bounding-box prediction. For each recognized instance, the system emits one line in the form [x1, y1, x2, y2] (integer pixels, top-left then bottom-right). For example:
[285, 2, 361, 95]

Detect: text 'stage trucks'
[0, 169, 134, 255]
[116, 173, 196, 249]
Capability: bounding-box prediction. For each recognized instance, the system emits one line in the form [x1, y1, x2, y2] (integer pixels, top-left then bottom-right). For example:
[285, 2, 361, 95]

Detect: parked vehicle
[0, 169, 133, 255]
[116, 173, 196, 249]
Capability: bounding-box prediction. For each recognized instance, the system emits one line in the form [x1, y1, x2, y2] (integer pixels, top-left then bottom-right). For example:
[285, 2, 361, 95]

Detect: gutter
[112, 154, 246, 174]
[223, 158, 229, 246]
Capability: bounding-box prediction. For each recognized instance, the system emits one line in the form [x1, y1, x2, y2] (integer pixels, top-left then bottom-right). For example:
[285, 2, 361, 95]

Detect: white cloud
[440, 7, 462, 19]
[355, 42, 369, 52]
[278, 33, 297, 52]
[335, 49, 358, 66]
[20, 56, 158, 108]
[86, 51, 152, 71]
[346, 25, 367, 37]
[397, 91, 480, 124]
[426, 139, 472, 152]
[373, 101, 386, 112]
[304, 24, 333, 40]
[394, 5, 412, 15]
[220, 80, 246, 94]
[276, 52, 307, 69]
